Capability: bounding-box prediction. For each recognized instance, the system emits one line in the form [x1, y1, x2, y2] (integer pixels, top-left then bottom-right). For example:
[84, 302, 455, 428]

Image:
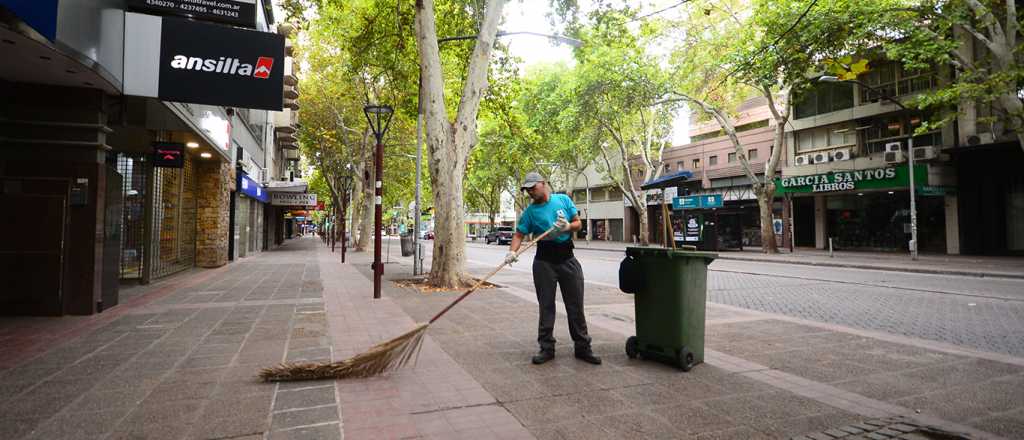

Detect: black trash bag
[619, 255, 643, 294]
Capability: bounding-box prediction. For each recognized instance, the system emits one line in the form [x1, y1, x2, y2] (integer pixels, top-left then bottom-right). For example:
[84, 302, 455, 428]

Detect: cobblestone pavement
[398, 243, 1024, 439]
[451, 241, 1024, 357]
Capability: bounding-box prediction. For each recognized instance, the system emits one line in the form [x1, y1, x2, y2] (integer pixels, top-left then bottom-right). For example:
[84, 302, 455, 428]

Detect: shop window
[728, 152, 737, 163]
[860, 61, 937, 104]
[795, 123, 857, 152]
[863, 113, 942, 154]
[692, 158, 701, 169]
[709, 155, 718, 166]
[690, 120, 770, 142]
[794, 81, 854, 119]
[748, 149, 758, 160]
[607, 186, 623, 201]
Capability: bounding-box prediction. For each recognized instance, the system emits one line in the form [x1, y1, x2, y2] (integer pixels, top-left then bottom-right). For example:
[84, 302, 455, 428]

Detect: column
[814, 195, 827, 249]
[195, 160, 231, 267]
[945, 194, 960, 255]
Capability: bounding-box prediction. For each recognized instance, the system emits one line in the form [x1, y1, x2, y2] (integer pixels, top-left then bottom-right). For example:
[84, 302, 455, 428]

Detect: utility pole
[414, 75, 424, 276]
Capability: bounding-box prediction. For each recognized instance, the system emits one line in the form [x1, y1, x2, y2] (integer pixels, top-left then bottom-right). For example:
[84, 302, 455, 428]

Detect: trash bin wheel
[625, 336, 639, 359]
[676, 347, 695, 371]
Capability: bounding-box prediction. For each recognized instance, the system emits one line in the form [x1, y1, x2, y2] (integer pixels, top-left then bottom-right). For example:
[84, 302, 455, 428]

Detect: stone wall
[195, 160, 230, 267]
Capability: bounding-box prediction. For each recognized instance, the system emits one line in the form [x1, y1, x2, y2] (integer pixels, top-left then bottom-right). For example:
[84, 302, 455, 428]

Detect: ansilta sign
[775, 165, 926, 194]
[123, 13, 284, 111]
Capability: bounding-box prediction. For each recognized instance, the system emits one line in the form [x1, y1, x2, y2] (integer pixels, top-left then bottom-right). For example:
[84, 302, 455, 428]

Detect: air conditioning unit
[831, 148, 853, 161]
[812, 151, 830, 164]
[794, 154, 811, 166]
[885, 142, 903, 153]
[912, 146, 939, 161]
[884, 150, 905, 164]
[966, 132, 995, 146]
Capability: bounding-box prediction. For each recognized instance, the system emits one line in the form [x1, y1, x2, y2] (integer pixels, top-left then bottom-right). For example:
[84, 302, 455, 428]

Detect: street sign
[672, 194, 723, 210]
[700, 194, 723, 208]
[919, 186, 948, 196]
[673, 196, 700, 210]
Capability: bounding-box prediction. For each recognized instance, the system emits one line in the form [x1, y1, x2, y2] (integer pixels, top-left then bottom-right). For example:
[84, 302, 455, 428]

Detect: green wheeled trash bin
[619, 247, 716, 371]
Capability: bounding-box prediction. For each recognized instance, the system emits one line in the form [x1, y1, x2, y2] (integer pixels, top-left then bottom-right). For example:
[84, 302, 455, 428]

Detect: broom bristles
[259, 323, 429, 382]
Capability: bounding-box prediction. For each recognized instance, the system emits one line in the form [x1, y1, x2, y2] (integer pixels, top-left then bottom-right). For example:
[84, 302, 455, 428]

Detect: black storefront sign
[127, 0, 256, 28]
[158, 16, 284, 111]
[153, 142, 186, 168]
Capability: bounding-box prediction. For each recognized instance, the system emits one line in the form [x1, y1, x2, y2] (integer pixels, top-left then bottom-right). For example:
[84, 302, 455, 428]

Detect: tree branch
[670, 91, 759, 184]
[454, 0, 507, 154]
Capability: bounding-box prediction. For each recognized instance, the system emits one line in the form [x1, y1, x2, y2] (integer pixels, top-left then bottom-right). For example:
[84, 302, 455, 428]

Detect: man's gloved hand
[554, 213, 571, 232]
[504, 251, 518, 265]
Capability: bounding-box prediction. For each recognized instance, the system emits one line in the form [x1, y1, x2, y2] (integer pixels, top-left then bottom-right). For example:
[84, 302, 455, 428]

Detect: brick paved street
[459, 241, 1024, 357]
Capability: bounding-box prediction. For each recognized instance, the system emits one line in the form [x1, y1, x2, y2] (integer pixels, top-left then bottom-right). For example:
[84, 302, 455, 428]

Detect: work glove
[554, 213, 571, 232]
[504, 251, 518, 265]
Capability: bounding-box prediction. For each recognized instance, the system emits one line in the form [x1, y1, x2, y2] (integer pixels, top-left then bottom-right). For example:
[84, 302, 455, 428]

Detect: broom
[259, 226, 557, 381]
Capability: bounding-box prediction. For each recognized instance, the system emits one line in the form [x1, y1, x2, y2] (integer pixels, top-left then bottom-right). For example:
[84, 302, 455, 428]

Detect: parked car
[485, 226, 515, 245]
[421, 230, 434, 240]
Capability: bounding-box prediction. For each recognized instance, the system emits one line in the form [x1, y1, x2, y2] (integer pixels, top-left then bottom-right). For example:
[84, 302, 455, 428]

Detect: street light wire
[704, 0, 821, 98]
[626, 0, 694, 23]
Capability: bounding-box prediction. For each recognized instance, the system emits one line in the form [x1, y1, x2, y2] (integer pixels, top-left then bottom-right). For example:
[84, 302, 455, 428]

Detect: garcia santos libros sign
[775, 165, 926, 194]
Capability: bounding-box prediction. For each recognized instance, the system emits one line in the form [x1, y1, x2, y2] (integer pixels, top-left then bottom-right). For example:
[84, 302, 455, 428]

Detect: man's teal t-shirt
[516, 193, 577, 243]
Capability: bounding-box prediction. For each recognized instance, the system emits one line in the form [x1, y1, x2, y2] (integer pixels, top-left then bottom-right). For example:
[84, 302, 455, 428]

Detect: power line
[704, 0, 821, 96]
[626, 0, 694, 23]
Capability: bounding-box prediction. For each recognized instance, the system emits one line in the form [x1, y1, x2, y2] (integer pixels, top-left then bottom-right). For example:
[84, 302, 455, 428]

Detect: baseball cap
[520, 172, 544, 190]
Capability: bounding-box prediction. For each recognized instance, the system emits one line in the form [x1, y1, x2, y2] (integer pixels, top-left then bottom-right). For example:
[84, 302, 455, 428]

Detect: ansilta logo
[170, 55, 275, 79]
[254, 57, 274, 79]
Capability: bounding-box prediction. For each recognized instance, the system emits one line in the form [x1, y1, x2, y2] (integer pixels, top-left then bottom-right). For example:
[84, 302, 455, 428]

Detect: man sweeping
[505, 172, 601, 365]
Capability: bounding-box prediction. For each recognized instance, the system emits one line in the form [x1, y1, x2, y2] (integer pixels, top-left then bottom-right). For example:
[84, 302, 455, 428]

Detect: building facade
[568, 161, 630, 242]
[0, 0, 299, 316]
[780, 60, 959, 254]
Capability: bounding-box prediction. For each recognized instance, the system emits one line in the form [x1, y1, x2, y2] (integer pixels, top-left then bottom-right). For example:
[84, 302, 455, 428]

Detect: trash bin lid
[625, 246, 717, 261]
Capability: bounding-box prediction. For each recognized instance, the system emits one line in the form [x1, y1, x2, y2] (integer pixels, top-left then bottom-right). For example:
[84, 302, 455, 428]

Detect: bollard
[828, 238, 833, 258]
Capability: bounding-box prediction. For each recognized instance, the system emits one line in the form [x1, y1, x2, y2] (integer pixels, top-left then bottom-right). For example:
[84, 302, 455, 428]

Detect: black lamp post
[364, 104, 393, 299]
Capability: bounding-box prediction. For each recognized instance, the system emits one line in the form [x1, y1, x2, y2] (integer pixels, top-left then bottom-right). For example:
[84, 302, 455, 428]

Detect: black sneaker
[574, 350, 602, 365]
[531, 350, 555, 364]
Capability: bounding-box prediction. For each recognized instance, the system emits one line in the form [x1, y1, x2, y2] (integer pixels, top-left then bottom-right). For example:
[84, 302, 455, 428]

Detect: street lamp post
[818, 76, 919, 260]
[364, 104, 394, 299]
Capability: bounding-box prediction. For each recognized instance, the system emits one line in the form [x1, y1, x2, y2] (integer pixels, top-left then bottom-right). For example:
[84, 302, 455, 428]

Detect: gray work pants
[532, 257, 592, 352]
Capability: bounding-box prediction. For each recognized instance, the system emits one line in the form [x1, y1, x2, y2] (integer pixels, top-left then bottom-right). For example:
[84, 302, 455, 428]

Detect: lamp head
[817, 75, 840, 83]
[363, 104, 394, 142]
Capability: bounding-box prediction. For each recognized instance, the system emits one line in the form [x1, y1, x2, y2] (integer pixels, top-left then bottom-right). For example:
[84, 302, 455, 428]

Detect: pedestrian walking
[506, 172, 601, 365]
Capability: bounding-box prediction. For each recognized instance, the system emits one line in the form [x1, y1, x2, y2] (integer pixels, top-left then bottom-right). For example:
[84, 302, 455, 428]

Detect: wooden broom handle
[428, 227, 557, 324]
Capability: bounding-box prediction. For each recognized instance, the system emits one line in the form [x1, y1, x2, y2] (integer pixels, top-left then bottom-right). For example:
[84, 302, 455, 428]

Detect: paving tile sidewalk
[361, 249, 1024, 439]
[552, 239, 1024, 279]
[0, 237, 339, 440]
[4, 237, 1020, 440]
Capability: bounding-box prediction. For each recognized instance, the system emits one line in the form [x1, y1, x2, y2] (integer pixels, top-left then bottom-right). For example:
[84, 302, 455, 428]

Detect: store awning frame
[640, 171, 694, 190]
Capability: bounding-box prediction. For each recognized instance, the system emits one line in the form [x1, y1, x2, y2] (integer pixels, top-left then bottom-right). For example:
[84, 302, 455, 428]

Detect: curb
[571, 245, 1024, 280]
